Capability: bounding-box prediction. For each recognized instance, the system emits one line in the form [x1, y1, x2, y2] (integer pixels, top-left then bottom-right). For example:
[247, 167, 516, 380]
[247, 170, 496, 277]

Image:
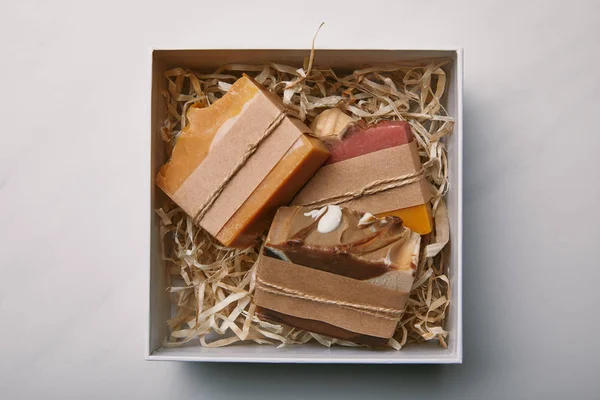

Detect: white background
[1, 0, 599, 398]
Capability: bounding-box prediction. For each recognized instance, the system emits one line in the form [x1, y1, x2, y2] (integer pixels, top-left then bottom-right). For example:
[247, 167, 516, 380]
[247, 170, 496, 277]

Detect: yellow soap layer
[376, 203, 433, 235]
[156, 77, 259, 195]
[217, 135, 330, 248]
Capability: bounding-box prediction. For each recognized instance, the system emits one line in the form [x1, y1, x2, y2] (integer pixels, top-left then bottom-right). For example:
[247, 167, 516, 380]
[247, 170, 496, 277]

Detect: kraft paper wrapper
[291, 140, 432, 214]
[172, 88, 309, 237]
[254, 256, 410, 339]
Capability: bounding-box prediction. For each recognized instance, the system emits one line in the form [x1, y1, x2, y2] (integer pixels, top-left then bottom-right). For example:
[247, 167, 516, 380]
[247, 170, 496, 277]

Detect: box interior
[148, 49, 462, 363]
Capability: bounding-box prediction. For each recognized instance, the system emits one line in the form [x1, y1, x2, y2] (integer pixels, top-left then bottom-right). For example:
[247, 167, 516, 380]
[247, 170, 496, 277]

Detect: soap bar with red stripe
[322, 120, 413, 165]
[299, 113, 433, 234]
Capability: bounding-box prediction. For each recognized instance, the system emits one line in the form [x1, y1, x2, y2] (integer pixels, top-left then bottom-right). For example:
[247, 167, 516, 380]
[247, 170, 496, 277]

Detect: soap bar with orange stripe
[156, 75, 329, 248]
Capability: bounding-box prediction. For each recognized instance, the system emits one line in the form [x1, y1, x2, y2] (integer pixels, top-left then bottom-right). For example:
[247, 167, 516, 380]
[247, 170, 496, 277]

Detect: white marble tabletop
[1, 0, 600, 398]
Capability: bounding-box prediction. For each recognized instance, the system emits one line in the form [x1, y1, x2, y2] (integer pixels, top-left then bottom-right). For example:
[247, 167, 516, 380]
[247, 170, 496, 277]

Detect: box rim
[455, 47, 464, 364]
[151, 46, 464, 51]
[146, 349, 462, 364]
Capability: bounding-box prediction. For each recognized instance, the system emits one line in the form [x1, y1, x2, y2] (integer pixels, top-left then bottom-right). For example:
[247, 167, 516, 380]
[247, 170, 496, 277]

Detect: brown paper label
[291, 141, 432, 214]
[172, 90, 307, 236]
[254, 256, 409, 339]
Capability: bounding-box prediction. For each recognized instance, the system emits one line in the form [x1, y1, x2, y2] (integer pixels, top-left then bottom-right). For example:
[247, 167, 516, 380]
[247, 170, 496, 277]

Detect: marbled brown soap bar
[265, 205, 420, 293]
[255, 205, 421, 343]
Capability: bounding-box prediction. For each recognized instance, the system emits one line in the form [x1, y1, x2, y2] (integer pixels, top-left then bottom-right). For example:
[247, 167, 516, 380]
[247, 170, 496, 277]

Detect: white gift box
[147, 48, 463, 363]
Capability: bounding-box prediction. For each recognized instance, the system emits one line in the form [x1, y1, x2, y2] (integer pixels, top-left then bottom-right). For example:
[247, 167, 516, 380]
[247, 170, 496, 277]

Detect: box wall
[148, 53, 170, 356]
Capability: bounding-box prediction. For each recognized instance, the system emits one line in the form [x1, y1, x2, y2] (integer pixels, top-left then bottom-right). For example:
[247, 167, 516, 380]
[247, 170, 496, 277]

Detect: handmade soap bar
[254, 205, 420, 343]
[293, 118, 433, 235]
[156, 75, 330, 247]
[265, 205, 420, 292]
